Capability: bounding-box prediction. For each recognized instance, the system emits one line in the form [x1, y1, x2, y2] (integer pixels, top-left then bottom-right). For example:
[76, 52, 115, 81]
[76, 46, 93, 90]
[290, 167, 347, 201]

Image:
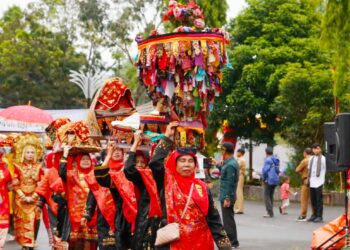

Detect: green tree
[321, 0, 350, 110]
[196, 0, 228, 27]
[273, 62, 334, 156]
[0, 6, 87, 108]
[210, 0, 326, 145]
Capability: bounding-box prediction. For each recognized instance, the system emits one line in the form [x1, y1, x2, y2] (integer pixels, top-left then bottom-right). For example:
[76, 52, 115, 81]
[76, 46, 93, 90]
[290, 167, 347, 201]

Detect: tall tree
[272, 62, 334, 155]
[210, 0, 326, 145]
[321, 0, 350, 110]
[0, 6, 87, 108]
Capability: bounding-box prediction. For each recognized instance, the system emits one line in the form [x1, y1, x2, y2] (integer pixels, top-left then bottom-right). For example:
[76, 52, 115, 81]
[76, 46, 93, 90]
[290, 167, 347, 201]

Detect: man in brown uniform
[234, 148, 246, 214]
[295, 148, 313, 221]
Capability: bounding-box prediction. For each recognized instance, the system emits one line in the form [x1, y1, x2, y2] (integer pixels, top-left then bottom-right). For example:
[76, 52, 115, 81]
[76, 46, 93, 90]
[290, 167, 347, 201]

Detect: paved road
[5, 200, 345, 250]
[232, 200, 344, 250]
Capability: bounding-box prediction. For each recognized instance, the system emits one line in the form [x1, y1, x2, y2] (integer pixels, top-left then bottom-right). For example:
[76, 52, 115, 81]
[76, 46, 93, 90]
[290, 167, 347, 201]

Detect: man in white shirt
[307, 143, 326, 223]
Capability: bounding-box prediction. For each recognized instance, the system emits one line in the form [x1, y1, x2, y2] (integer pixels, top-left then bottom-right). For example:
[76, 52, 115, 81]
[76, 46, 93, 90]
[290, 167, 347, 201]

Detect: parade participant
[12, 133, 44, 250]
[124, 130, 163, 250]
[0, 150, 12, 250]
[36, 117, 71, 247]
[59, 145, 98, 250]
[149, 122, 232, 250]
[35, 152, 60, 236]
[82, 165, 117, 249]
[94, 142, 137, 250]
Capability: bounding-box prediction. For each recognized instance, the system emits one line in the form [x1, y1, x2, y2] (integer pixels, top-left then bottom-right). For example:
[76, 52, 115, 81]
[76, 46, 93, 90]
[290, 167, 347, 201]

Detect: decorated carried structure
[86, 77, 136, 139]
[135, 0, 230, 149]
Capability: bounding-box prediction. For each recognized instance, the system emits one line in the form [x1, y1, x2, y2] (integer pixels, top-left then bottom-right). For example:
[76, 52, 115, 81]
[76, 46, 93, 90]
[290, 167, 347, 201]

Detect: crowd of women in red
[0, 119, 233, 250]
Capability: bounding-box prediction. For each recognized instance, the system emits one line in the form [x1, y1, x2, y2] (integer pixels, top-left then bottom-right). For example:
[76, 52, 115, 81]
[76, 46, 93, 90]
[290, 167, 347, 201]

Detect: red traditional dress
[13, 160, 43, 248]
[124, 150, 163, 250]
[59, 154, 98, 250]
[0, 155, 11, 249]
[149, 138, 232, 250]
[94, 151, 137, 249]
[84, 172, 116, 249]
[35, 152, 61, 217]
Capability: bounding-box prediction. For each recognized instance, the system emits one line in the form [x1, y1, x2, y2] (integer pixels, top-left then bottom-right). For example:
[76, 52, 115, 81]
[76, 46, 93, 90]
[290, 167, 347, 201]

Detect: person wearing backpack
[262, 147, 280, 218]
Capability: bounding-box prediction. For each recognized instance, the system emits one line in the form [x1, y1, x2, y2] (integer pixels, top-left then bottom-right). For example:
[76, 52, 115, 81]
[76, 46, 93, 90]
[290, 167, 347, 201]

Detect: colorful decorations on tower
[135, 0, 230, 149]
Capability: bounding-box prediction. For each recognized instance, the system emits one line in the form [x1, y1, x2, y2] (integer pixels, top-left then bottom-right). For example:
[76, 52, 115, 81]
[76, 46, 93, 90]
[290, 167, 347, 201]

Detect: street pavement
[5, 200, 345, 250]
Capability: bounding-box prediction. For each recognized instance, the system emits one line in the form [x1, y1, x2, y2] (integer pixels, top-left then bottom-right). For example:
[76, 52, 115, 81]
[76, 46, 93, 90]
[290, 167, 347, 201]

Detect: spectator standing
[307, 143, 326, 223]
[234, 148, 246, 214]
[215, 142, 240, 248]
[262, 147, 280, 218]
[279, 176, 296, 215]
[295, 148, 313, 221]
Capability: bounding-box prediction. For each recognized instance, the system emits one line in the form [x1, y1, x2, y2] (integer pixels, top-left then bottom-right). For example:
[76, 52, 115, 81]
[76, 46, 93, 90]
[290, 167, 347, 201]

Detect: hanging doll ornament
[135, 1, 230, 149]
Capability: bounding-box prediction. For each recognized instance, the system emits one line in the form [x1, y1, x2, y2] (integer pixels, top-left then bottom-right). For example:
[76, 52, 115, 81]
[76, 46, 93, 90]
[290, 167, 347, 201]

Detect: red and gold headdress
[14, 133, 43, 163]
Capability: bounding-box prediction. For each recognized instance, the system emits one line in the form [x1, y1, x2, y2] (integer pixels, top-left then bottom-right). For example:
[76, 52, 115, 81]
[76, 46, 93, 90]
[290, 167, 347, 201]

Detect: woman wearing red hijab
[124, 130, 163, 250]
[149, 122, 232, 250]
[82, 154, 117, 250]
[59, 146, 98, 250]
[94, 142, 137, 250]
[0, 151, 11, 250]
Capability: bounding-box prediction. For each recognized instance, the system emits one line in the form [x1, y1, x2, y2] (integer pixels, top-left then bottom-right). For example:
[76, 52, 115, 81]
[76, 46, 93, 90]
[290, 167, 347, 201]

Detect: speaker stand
[315, 170, 349, 250]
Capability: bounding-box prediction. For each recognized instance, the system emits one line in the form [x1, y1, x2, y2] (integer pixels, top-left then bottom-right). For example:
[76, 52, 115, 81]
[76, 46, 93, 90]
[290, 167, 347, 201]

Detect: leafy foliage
[0, 6, 87, 108]
[210, 0, 330, 147]
[273, 62, 334, 154]
[321, 0, 350, 110]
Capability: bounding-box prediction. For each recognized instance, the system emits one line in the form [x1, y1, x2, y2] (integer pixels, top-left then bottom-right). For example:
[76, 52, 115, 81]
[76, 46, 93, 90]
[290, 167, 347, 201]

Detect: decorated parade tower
[135, 0, 230, 149]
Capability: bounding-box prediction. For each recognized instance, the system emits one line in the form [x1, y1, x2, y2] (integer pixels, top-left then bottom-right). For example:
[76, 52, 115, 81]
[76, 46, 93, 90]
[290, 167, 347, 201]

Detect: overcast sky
[1, 0, 247, 19]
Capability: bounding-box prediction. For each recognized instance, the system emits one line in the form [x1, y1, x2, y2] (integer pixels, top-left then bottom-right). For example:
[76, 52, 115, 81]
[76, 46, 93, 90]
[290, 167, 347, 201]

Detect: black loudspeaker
[335, 113, 350, 167]
[324, 122, 344, 172]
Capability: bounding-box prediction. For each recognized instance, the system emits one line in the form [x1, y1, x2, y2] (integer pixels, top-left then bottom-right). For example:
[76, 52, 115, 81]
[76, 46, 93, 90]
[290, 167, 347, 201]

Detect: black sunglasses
[176, 147, 197, 155]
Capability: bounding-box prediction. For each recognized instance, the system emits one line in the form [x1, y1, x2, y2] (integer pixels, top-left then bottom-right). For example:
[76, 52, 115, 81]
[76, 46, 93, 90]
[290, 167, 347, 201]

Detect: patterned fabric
[45, 117, 71, 142]
[57, 121, 90, 143]
[13, 162, 43, 247]
[63, 157, 97, 240]
[0, 164, 11, 228]
[164, 173, 214, 250]
[96, 77, 135, 111]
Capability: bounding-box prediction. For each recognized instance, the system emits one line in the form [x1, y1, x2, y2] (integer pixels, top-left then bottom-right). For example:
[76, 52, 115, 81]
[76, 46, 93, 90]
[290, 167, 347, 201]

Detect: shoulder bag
[154, 183, 194, 246]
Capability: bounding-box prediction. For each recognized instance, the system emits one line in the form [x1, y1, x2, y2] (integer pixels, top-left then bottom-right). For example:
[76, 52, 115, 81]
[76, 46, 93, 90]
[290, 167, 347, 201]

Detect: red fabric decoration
[138, 168, 163, 218]
[45, 152, 55, 169]
[85, 172, 116, 232]
[109, 171, 137, 233]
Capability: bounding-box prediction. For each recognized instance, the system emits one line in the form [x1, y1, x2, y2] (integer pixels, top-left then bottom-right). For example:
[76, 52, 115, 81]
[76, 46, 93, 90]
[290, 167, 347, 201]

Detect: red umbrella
[0, 105, 53, 124]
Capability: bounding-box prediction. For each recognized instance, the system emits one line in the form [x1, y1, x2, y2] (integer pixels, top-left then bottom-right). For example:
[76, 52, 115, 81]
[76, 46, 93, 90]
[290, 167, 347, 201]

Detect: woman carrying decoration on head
[57, 121, 99, 250]
[94, 142, 137, 250]
[124, 130, 163, 250]
[82, 153, 117, 250]
[35, 117, 70, 244]
[149, 122, 232, 250]
[0, 148, 12, 250]
[59, 145, 98, 250]
[12, 133, 44, 250]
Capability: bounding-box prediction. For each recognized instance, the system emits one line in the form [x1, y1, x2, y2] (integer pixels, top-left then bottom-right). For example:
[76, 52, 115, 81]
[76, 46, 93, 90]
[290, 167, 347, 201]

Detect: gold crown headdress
[14, 133, 43, 163]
